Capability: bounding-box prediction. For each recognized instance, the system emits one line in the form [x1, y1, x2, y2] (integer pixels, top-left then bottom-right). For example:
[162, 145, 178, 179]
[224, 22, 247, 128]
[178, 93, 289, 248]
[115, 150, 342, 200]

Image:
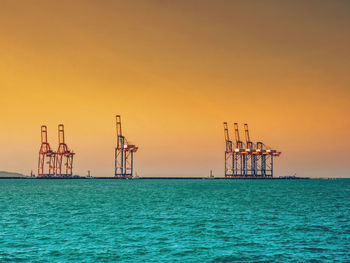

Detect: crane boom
[116, 115, 122, 137]
[58, 124, 65, 144]
[244, 124, 250, 143]
[234, 123, 240, 143]
[223, 122, 232, 152]
[116, 115, 124, 148]
[244, 123, 253, 149]
[41, 125, 48, 144]
[234, 123, 243, 148]
[223, 122, 230, 142]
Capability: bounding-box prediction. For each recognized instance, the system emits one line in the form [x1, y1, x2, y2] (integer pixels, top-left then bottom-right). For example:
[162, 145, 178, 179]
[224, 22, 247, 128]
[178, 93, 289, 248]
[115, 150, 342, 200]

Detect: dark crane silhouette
[115, 115, 138, 178]
[223, 122, 233, 176]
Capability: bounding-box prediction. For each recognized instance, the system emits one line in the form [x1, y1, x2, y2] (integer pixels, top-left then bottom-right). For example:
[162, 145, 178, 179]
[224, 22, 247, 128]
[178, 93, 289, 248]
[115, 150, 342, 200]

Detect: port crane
[38, 125, 56, 177]
[223, 122, 233, 177]
[55, 124, 75, 177]
[115, 115, 138, 178]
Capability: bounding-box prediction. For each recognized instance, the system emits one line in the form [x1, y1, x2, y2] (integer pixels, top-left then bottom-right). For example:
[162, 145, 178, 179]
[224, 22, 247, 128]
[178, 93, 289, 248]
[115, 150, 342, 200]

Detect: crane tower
[38, 125, 56, 177]
[115, 115, 138, 178]
[55, 124, 75, 177]
[223, 122, 233, 176]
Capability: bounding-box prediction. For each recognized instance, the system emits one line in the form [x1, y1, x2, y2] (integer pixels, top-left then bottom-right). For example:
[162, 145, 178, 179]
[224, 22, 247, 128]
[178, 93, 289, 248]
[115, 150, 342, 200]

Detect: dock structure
[37, 124, 75, 178]
[115, 115, 138, 178]
[224, 122, 281, 178]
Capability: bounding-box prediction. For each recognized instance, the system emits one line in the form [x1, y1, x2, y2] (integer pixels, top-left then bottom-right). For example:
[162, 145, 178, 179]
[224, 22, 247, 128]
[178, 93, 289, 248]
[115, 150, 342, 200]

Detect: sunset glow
[1, 1, 349, 177]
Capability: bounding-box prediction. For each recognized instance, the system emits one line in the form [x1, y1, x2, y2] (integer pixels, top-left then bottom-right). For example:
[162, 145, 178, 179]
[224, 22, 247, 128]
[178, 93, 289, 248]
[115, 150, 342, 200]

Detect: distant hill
[0, 171, 26, 178]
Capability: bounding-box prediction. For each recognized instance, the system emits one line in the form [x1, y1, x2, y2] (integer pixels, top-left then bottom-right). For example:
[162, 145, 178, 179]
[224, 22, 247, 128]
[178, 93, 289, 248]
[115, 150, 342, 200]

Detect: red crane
[38, 125, 56, 177]
[55, 124, 75, 177]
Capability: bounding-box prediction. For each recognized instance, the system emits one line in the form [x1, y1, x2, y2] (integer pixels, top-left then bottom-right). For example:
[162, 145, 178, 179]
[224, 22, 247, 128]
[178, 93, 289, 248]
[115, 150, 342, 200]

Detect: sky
[0, 0, 349, 177]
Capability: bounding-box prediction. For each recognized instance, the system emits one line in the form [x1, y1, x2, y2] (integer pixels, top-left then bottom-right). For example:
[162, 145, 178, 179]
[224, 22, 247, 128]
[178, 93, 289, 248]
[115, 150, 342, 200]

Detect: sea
[0, 179, 349, 262]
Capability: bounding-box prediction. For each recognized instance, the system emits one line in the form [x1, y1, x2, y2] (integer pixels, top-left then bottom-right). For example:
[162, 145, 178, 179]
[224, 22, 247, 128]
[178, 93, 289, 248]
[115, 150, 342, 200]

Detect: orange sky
[0, 0, 349, 177]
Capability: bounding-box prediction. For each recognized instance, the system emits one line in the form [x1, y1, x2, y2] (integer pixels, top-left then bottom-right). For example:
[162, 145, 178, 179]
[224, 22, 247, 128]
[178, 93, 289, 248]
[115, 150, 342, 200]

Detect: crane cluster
[224, 122, 281, 177]
[37, 118, 279, 178]
[38, 124, 74, 177]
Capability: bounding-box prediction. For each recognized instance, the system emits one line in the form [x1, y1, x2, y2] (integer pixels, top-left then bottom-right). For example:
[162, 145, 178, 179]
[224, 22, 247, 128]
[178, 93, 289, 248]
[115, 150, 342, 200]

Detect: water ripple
[0, 179, 349, 262]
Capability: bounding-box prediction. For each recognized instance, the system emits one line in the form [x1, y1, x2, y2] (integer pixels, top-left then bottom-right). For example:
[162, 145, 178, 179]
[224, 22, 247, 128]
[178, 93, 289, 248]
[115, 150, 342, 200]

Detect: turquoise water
[0, 179, 349, 262]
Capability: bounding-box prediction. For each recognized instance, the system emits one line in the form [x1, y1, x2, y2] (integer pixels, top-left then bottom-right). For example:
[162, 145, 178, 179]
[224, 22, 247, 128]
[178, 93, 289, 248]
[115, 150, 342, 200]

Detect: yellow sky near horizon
[0, 0, 349, 177]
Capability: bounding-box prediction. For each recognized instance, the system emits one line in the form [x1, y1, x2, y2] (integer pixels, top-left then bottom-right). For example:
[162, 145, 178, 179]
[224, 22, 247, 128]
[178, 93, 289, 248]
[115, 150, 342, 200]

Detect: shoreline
[0, 176, 312, 180]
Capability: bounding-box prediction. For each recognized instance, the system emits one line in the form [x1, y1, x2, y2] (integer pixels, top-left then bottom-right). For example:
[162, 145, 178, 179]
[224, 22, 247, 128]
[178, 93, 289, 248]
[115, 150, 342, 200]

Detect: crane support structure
[55, 124, 75, 177]
[115, 115, 138, 178]
[38, 125, 56, 177]
[224, 122, 281, 178]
